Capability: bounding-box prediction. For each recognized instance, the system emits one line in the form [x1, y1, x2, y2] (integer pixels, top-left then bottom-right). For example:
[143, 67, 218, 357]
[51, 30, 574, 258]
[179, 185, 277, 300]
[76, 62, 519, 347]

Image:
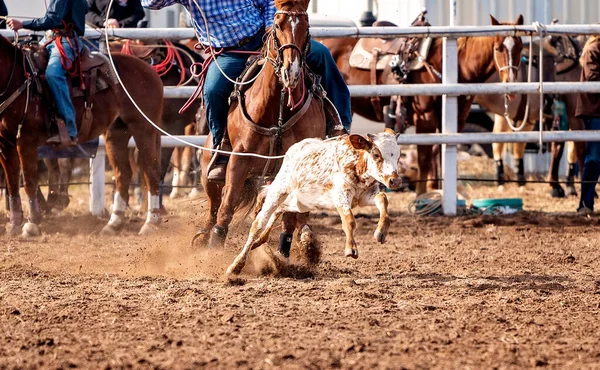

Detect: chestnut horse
[0, 35, 164, 236]
[405, 15, 524, 194]
[195, 0, 330, 249]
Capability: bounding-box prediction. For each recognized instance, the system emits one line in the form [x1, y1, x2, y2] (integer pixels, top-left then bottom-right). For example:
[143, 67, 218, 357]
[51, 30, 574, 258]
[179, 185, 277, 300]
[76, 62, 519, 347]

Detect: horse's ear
[515, 14, 524, 26]
[490, 14, 500, 26]
[348, 134, 374, 151]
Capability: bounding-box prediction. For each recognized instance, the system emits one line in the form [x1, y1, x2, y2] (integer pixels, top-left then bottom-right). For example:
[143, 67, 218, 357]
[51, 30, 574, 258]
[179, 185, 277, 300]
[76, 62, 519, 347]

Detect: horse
[42, 39, 203, 213]
[0, 35, 164, 236]
[474, 38, 557, 191]
[194, 0, 337, 250]
[403, 15, 524, 195]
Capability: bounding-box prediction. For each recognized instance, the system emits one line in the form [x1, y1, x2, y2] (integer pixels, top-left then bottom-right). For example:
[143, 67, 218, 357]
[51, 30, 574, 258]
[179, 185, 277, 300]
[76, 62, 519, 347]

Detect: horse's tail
[233, 179, 264, 222]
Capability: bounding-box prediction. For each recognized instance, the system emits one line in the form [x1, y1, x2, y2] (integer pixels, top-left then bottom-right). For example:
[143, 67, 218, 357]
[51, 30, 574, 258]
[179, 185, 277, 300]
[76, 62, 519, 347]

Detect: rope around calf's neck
[104, 0, 286, 159]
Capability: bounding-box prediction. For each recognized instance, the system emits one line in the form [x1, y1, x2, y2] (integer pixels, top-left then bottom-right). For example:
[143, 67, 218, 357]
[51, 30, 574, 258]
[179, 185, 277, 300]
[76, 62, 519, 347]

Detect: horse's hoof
[169, 190, 182, 199]
[6, 224, 22, 237]
[344, 247, 359, 259]
[550, 186, 566, 198]
[497, 185, 505, 193]
[567, 186, 578, 197]
[138, 222, 158, 236]
[191, 228, 210, 247]
[208, 226, 227, 249]
[100, 224, 118, 236]
[374, 230, 386, 244]
[187, 188, 202, 200]
[21, 222, 41, 237]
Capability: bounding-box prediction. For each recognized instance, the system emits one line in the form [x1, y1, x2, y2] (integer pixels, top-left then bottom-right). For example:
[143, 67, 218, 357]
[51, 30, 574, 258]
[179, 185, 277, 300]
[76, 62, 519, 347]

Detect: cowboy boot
[207, 136, 232, 183]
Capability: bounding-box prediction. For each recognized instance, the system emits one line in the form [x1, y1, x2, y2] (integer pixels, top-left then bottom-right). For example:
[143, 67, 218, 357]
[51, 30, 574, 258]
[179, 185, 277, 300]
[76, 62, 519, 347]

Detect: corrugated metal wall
[312, 0, 600, 27]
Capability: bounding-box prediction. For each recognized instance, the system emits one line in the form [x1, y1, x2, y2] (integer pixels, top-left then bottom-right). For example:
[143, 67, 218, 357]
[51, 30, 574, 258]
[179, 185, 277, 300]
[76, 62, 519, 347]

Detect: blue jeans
[204, 38, 352, 149]
[46, 38, 82, 138]
[578, 117, 600, 211]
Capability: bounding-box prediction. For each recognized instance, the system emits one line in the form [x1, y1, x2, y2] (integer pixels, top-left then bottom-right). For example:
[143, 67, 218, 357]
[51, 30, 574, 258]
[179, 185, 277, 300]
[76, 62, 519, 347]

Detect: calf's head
[349, 129, 402, 190]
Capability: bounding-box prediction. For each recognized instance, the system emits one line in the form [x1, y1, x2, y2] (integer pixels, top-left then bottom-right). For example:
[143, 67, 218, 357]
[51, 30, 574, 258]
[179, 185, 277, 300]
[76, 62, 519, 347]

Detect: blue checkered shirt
[141, 0, 276, 48]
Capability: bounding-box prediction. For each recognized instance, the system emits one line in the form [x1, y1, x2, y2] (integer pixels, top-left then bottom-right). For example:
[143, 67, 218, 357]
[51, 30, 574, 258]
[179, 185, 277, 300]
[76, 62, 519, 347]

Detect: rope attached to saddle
[45, 21, 85, 90]
[121, 40, 187, 85]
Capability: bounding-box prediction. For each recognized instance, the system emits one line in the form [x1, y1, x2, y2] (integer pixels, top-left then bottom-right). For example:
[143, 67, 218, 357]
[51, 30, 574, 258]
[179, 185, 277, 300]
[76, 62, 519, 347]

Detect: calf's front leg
[335, 202, 359, 259]
[373, 191, 390, 243]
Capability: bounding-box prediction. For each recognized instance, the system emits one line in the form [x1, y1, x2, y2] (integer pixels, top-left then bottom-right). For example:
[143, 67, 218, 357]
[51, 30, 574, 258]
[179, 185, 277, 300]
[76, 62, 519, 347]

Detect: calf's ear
[348, 134, 373, 151]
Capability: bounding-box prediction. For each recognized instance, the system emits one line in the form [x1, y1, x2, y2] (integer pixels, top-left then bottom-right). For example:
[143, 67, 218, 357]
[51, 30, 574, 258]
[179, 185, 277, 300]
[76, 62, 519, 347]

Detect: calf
[226, 129, 403, 277]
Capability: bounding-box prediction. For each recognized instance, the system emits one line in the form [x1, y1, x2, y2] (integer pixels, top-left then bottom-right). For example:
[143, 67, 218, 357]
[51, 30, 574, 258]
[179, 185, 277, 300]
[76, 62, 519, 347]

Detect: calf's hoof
[21, 222, 40, 237]
[226, 262, 244, 278]
[138, 222, 158, 236]
[374, 230, 386, 244]
[344, 247, 359, 259]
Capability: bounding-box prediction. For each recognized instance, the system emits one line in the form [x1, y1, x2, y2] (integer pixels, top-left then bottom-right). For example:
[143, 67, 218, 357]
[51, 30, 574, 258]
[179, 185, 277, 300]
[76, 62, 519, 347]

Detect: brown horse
[0, 35, 164, 236]
[405, 15, 524, 194]
[474, 39, 557, 191]
[195, 0, 331, 249]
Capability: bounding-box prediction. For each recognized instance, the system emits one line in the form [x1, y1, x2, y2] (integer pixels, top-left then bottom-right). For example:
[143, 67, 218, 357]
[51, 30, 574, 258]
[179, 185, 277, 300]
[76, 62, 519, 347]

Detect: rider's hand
[7, 19, 23, 31]
[104, 19, 120, 28]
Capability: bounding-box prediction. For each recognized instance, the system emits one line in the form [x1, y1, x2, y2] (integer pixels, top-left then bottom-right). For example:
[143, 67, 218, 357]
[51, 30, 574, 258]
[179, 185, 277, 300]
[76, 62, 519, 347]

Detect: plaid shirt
[141, 0, 276, 48]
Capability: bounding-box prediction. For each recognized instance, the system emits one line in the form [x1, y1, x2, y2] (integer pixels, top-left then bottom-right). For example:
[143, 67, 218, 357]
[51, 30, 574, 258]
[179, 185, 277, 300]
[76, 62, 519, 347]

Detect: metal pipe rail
[3, 24, 600, 40]
[100, 130, 600, 149]
[164, 82, 600, 99]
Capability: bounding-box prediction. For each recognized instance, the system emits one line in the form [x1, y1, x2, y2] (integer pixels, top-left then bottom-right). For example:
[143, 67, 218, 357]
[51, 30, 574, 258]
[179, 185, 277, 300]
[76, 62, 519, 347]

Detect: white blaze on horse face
[289, 16, 301, 78]
[503, 37, 516, 82]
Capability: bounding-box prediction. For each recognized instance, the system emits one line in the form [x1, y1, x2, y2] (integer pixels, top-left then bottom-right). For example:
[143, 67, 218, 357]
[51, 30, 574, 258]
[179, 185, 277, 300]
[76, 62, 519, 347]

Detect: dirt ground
[2, 158, 600, 369]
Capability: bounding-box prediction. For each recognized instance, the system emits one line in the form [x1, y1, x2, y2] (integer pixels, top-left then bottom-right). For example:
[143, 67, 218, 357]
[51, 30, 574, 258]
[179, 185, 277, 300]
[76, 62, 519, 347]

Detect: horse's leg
[169, 147, 182, 199]
[512, 122, 534, 190]
[44, 158, 60, 210]
[493, 114, 507, 191]
[101, 126, 133, 235]
[566, 141, 578, 196]
[226, 185, 288, 277]
[131, 128, 162, 235]
[209, 155, 252, 248]
[278, 212, 297, 258]
[17, 146, 43, 237]
[548, 141, 566, 198]
[415, 111, 436, 195]
[56, 158, 72, 210]
[1, 147, 24, 236]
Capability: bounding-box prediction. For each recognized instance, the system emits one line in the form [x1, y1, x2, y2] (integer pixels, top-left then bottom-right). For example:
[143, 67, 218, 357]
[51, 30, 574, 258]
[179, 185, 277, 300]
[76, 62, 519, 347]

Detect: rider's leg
[305, 40, 353, 132]
[45, 38, 80, 145]
[203, 52, 250, 179]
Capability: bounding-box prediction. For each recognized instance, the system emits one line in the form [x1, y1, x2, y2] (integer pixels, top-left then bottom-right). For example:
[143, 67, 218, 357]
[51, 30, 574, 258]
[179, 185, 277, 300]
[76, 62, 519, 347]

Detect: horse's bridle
[269, 10, 311, 72]
[494, 36, 521, 79]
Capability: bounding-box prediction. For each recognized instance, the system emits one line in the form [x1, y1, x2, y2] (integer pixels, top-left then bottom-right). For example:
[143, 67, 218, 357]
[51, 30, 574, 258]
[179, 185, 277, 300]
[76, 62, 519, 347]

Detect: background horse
[196, 0, 330, 251]
[0, 35, 164, 236]
[474, 39, 557, 191]
[405, 15, 524, 195]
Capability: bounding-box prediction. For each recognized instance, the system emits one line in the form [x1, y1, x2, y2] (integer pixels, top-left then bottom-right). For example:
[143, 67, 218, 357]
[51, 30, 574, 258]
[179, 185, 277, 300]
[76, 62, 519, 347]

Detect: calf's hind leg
[226, 187, 289, 277]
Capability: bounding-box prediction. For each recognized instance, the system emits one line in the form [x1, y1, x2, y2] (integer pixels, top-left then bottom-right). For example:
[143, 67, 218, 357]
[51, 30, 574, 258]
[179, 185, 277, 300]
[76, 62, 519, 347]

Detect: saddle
[23, 44, 119, 146]
[348, 12, 432, 123]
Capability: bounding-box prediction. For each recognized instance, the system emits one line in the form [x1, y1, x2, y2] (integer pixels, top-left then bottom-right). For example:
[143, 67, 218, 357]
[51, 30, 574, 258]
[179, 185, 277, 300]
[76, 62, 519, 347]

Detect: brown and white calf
[227, 129, 403, 277]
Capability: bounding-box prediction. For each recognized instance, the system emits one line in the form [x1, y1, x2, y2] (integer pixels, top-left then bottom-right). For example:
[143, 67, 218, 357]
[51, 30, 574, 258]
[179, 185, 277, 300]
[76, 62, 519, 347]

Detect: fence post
[90, 146, 106, 216]
[442, 0, 458, 215]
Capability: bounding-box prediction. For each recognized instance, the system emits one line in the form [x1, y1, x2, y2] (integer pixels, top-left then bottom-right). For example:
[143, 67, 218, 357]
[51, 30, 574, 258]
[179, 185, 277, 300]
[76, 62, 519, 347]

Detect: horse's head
[271, 0, 311, 89]
[490, 14, 524, 85]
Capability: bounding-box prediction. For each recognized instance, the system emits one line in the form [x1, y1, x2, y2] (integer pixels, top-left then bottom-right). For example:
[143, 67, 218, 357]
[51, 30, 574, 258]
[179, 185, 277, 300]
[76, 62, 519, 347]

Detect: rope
[503, 33, 533, 132]
[104, 0, 286, 160]
[407, 190, 444, 216]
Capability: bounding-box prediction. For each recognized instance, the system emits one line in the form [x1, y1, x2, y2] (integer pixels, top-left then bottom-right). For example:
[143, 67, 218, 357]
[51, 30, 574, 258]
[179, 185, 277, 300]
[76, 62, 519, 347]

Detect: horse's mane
[274, 0, 309, 10]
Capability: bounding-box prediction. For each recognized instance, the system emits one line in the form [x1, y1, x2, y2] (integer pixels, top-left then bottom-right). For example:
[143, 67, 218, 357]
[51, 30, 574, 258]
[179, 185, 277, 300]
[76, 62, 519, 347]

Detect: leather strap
[0, 80, 30, 116]
[80, 68, 97, 140]
[55, 118, 71, 148]
[369, 48, 383, 122]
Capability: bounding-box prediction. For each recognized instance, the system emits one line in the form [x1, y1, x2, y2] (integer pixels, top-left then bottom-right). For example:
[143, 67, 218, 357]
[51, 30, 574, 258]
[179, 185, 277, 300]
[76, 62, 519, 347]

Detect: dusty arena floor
[2, 158, 600, 369]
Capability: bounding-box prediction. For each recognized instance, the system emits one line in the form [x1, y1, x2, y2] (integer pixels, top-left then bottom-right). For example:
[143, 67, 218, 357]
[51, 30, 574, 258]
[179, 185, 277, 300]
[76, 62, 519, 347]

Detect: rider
[576, 34, 600, 214]
[141, 0, 353, 181]
[86, 0, 146, 29]
[0, 0, 7, 30]
[7, 0, 89, 146]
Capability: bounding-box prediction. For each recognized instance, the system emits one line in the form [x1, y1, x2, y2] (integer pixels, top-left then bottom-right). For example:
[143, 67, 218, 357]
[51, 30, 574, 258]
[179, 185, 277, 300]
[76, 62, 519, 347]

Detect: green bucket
[472, 198, 523, 214]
